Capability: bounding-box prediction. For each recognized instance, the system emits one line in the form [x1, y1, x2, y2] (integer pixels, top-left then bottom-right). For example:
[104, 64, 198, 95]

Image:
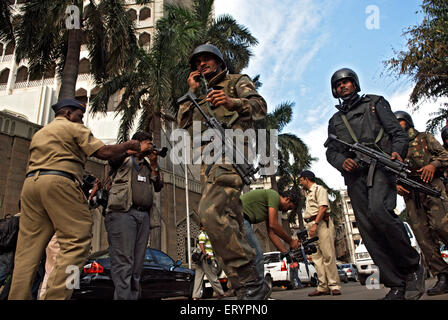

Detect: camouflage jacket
[405, 128, 448, 176]
[177, 69, 267, 134]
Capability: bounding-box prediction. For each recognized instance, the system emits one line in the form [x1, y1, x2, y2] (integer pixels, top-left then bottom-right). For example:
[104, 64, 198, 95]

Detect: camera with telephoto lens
[93, 188, 109, 209]
[152, 145, 168, 158]
[281, 229, 319, 263]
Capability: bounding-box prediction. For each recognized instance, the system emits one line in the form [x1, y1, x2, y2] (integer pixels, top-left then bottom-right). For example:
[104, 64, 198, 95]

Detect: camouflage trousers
[404, 177, 448, 275]
[198, 163, 256, 288]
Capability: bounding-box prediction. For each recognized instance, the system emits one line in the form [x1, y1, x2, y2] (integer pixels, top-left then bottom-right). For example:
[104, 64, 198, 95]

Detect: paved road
[195, 277, 448, 300]
[270, 277, 448, 300]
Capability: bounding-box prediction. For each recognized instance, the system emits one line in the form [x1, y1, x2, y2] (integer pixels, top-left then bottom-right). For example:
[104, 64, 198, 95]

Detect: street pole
[184, 131, 191, 269]
[342, 190, 356, 263]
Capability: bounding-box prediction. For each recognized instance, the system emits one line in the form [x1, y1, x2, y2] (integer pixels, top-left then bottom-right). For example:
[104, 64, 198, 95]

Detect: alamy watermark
[170, 122, 279, 176]
[65, 5, 80, 30]
[65, 265, 80, 290]
[365, 5, 380, 30]
[365, 265, 381, 290]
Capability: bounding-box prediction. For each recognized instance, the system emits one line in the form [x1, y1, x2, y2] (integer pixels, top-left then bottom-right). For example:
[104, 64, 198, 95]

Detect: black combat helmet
[441, 125, 448, 143]
[331, 68, 361, 98]
[394, 110, 414, 129]
[189, 44, 226, 71]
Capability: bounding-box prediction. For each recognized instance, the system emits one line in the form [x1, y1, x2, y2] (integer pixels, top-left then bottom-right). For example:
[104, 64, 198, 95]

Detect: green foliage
[385, 0, 448, 133]
[6, 0, 139, 99]
[90, 0, 259, 141]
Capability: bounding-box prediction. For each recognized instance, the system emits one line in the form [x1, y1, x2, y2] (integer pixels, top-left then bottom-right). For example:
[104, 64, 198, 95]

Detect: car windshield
[264, 253, 281, 264]
[152, 249, 174, 266]
[340, 264, 350, 268]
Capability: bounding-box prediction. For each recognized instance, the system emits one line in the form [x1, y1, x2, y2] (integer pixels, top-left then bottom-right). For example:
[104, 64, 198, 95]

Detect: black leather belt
[26, 170, 75, 182]
[131, 205, 150, 212]
[304, 215, 317, 223]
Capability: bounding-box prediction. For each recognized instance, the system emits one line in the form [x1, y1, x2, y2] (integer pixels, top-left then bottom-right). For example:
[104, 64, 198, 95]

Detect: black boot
[233, 263, 272, 300]
[427, 273, 448, 296]
[405, 263, 425, 300]
[380, 287, 405, 300]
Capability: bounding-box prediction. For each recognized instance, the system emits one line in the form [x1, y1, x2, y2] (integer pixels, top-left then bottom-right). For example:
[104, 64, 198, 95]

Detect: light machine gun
[176, 90, 259, 185]
[324, 134, 442, 199]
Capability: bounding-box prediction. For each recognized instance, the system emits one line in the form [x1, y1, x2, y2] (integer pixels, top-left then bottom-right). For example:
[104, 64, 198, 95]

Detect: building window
[16, 66, 28, 82]
[0, 68, 10, 85]
[139, 7, 151, 21]
[5, 41, 15, 55]
[352, 222, 357, 229]
[138, 32, 151, 47]
[127, 9, 137, 21]
[78, 58, 90, 74]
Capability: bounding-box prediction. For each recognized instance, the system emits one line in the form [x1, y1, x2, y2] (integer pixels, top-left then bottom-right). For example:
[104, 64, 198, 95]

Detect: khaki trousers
[192, 258, 224, 299]
[8, 175, 92, 300]
[308, 218, 341, 292]
[38, 234, 60, 300]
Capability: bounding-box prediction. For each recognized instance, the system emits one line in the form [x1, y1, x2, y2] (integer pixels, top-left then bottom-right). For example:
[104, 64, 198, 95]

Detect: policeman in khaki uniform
[395, 111, 448, 296]
[299, 170, 341, 296]
[9, 99, 145, 300]
[177, 44, 268, 299]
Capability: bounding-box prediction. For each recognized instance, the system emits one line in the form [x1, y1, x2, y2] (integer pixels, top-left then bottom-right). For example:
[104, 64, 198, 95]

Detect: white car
[263, 251, 318, 290]
[441, 244, 448, 264]
[355, 221, 421, 285]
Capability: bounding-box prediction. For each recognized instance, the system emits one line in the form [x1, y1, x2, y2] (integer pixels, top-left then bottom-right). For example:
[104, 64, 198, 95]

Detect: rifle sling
[340, 114, 384, 187]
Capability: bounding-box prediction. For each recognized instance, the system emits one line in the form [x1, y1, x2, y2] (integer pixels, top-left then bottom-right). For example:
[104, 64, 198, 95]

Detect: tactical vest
[336, 94, 392, 155]
[406, 132, 431, 175]
[191, 73, 249, 133]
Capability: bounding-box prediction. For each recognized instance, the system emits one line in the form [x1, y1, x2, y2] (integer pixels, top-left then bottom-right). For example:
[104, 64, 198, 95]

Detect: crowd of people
[0, 43, 447, 300]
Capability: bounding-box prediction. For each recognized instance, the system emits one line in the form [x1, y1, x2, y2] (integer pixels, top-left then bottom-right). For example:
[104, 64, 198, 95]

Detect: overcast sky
[214, 0, 447, 204]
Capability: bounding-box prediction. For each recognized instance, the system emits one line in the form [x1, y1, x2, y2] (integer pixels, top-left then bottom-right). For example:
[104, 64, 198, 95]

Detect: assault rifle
[281, 229, 319, 264]
[324, 134, 442, 198]
[176, 90, 259, 185]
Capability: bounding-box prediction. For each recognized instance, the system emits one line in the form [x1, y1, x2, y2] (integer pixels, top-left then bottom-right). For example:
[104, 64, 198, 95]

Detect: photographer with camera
[104, 131, 163, 300]
[299, 170, 341, 297]
[192, 224, 226, 300]
[240, 189, 300, 284]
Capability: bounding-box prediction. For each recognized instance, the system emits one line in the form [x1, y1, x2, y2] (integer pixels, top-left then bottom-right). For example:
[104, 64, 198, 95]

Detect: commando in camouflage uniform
[177, 49, 267, 297]
[401, 127, 448, 294]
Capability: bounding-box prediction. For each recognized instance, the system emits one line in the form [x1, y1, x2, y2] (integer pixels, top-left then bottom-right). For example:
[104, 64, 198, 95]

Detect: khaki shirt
[303, 183, 330, 220]
[27, 117, 105, 181]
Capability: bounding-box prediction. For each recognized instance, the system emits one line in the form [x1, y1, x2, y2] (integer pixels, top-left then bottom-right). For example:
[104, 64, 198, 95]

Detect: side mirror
[176, 260, 182, 266]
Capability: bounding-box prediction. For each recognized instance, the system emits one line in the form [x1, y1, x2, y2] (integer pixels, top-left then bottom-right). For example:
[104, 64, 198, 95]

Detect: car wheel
[265, 274, 273, 290]
[310, 275, 318, 287]
[201, 283, 213, 299]
[358, 274, 367, 286]
[287, 276, 299, 290]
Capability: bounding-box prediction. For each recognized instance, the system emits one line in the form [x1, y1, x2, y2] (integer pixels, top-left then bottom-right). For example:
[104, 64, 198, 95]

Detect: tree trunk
[270, 175, 278, 191]
[149, 112, 162, 250]
[58, 28, 82, 100]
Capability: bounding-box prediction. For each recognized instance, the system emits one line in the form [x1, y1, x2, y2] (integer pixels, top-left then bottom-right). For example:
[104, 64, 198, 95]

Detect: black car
[72, 248, 195, 299]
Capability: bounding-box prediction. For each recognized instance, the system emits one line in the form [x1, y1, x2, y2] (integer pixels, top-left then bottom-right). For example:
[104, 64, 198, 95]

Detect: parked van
[355, 221, 420, 285]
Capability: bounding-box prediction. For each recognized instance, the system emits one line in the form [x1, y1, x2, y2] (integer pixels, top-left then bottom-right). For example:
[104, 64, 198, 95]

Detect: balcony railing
[14, 78, 55, 89]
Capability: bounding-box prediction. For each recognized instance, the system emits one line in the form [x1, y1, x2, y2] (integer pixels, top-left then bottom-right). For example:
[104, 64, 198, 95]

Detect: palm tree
[8, 0, 142, 100]
[254, 101, 315, 191]
[89, 0, 258, 142]
[89, 0, 259, 249]
[0, 0, 14, 44]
